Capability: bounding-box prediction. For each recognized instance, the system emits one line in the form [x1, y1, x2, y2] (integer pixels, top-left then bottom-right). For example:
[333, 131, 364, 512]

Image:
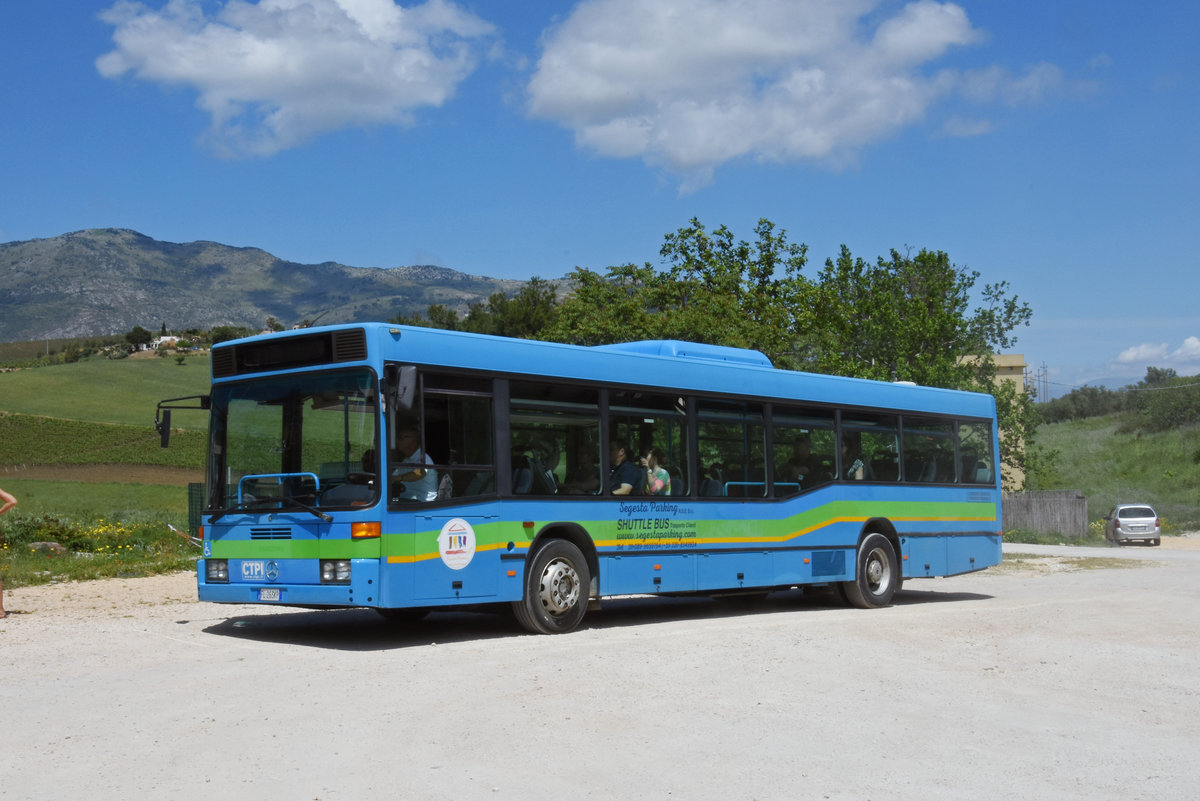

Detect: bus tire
[513, 539, 590, 634]
[841, 533, 899, 609]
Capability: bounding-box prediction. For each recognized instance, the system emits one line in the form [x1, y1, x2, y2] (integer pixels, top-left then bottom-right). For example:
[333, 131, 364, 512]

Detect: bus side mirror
[389, 365, 417, 412]
[157, 410, 172, 448]
[154, 394, 208, 449]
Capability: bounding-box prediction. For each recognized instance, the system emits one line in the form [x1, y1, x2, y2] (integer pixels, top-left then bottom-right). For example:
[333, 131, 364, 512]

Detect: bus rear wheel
[513, 540, 590, 634]
[841, 533, 899, 609]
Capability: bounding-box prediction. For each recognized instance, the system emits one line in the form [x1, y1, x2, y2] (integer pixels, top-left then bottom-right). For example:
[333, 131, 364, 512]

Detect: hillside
[0, 353, 211, 428]
[0, 228, 532, 341]
[1034, 415, 1200, 530]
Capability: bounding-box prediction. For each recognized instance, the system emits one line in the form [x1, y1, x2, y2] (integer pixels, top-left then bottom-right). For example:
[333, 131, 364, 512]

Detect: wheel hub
[538, 557, 580, 616]
[865, 549, 889, 591]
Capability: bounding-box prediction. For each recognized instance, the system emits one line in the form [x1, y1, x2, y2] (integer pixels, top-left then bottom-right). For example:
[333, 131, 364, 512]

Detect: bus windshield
[207, 368, 379, 515]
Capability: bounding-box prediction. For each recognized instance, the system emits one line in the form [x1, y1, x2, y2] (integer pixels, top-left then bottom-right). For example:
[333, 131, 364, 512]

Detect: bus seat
[464, 471, 495, 495]
[512, 463, 533, 494]
[667, 465, 684, 495]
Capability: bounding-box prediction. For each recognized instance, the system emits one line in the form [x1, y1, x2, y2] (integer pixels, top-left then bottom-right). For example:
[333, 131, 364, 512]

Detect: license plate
[259, 588, 281, 601]
[1130, 525, 1146, 532]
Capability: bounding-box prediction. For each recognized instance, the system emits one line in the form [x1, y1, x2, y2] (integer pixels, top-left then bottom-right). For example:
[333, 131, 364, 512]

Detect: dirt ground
[4, 534, 1195, 619]
[3, 538, 1199, 800]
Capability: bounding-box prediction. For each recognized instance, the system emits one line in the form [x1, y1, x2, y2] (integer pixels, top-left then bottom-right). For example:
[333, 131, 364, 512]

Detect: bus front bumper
[197, 557, 381, 607]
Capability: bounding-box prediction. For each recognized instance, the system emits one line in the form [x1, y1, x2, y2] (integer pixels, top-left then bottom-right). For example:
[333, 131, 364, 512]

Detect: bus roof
[218, 323, 997, 419]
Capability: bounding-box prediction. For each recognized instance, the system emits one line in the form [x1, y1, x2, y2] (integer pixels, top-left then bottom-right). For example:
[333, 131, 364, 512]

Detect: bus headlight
[321, 560, 351, 584]
[206, 559, 229, 583]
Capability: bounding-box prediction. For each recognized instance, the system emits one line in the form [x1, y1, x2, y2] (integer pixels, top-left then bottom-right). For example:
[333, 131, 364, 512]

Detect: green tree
[395, 278, 560, 339]
[810, 247, 1031, 388]
[991, 375, 1041, 491]
[124, 325, 153, 350]
[209, 325, 255, 345]
[1126, 368, 1200, 433]
[544, 218, 811, 365]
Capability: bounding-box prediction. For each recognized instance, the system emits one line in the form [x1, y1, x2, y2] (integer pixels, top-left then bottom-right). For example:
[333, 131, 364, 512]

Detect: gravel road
[3, 539, 1199, 801]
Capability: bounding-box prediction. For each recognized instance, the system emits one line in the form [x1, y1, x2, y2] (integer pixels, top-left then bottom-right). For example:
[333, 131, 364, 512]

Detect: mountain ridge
[0, 228, 532, 341]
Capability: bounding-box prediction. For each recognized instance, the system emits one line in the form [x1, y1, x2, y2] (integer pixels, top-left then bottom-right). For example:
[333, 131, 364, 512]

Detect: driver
[392, 420, 438, 501]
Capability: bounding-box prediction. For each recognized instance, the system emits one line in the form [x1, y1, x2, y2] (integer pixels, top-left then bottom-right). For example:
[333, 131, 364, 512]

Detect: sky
[1, 0, 1197, 397]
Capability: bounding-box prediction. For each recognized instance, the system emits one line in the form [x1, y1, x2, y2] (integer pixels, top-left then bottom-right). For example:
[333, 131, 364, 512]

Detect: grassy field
[1, 353, 209, 587]
[0, 351, 211, 428]
[1034, 415, 1200, 530]
[0, 413, 205, 469]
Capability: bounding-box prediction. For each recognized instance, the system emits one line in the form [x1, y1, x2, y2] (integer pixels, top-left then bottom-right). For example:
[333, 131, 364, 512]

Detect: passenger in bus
[640, 446, 671, 495]
[841, 434, 867, 480]
[392, 421, 438, 501]
[608, 440, 642, 495]
[780, 435, 815, 486]
[700, 463, 725, 496]
[563, 444, 600, 494]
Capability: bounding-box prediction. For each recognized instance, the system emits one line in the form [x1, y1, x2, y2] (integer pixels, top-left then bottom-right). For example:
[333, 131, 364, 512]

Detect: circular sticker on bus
[438, 518, 476, 570]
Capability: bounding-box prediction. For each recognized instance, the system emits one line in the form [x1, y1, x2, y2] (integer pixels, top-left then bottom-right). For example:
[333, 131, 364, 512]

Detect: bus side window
[697, 400, 765, 498]
[406, 371, 496, 502]
[771, 406, 835, 495]
[841, 414, 898, 482]
[957, 421, 996, 485]
[609, 390, 691, 498]
[902, 417, 955, 483]
[510, 382, 600, 497]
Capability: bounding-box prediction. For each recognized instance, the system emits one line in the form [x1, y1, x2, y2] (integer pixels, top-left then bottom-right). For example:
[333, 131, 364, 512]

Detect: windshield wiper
[287, 498, 334, 523]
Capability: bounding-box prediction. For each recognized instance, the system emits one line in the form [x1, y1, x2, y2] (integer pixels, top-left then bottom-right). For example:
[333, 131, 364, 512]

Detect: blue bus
[158, 323, 1002, 634]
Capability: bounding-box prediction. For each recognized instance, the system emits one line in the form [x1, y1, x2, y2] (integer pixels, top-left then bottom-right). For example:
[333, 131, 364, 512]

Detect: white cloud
[1116, 337, 1200, 373]
[526, 0, 1063, 189]
[97, 0, 495, 156]
[1172, 336, 1200, 362]
[1117, 343, 1169, 365]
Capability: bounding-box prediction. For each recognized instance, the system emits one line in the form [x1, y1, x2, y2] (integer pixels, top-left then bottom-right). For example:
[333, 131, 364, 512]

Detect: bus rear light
[198, 525, 205, 541]
[321, 560, 351, 584]
[351, 522, 381, 539]
[206, 559, 229, 583]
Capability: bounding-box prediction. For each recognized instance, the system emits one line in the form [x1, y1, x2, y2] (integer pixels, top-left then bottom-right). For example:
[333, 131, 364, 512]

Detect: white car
[1105, 504, 1161, 546]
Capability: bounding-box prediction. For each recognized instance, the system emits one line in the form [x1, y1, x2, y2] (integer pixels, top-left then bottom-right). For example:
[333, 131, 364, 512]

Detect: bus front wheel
[841, 533, 899, 609]
[513, 540, 590, 634]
